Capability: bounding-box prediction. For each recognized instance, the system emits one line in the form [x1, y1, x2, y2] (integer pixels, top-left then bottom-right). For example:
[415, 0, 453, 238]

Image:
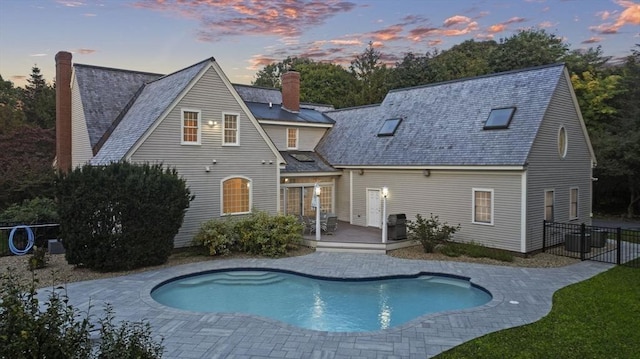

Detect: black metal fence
[0, 223, 61, 256]
[543, 220, 640, 267]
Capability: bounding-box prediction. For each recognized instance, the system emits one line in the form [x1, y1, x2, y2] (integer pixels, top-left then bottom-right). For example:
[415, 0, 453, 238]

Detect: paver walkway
[54, 253, 612, 358]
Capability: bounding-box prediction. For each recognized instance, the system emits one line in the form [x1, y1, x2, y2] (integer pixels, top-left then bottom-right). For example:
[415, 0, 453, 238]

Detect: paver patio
[53, 252, 612, 358]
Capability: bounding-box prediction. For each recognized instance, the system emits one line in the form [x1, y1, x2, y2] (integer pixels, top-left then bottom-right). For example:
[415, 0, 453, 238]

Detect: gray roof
[245, 102, 335, 125]
[91, 59, 210, 165]
[233, 84, 282, 104]
[280, 151, 339, 174]
[73, 64, 162, 149]
[317, 64, 566, 167]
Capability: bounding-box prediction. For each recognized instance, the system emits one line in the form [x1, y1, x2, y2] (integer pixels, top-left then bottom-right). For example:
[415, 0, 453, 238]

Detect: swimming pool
[151, 269, 492, 332]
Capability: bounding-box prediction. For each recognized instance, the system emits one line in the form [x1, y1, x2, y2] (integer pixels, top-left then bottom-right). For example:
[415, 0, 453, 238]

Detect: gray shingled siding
[262, 124, 328, 151]
[70, 75, 93, 167]
[317, 65, 563, 167]
[345, 169, 523, 252]
[525, 71, 594, 252]
[130, 67, 279, 247]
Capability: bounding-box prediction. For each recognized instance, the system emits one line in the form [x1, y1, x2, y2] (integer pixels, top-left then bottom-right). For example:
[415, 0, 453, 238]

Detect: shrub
[0, 269, 164, 359]
[55, 162, 193, 271]
[193, 218, 237, 256]
[28, 246, 48, 270]
[407, 213, 460, 253]
[193, 211, 303, 257]
[439, 241, 514, 262]
[0, 197, 59, 249]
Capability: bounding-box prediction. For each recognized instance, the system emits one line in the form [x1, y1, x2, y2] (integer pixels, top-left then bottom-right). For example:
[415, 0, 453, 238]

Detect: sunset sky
[0, 0, 638, 88]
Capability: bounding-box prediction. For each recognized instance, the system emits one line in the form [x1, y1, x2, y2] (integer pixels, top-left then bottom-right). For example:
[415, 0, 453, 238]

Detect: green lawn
[435, 261, 640, 359]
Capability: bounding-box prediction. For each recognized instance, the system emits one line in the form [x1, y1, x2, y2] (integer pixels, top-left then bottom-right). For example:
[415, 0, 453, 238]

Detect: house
[55, 51, 595, 253]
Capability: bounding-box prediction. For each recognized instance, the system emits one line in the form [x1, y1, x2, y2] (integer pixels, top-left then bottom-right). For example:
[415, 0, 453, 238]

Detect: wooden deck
[302, 221, 418, 254]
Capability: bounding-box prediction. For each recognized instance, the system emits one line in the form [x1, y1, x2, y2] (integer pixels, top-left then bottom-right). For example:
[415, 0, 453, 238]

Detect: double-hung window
[287, 128, 298, 149]
[223, 113, 239, 145]
[545, 190, 555, 222]
[570, 187, 579, 220]
[472, 189, 494, 225]
[181, 109, 201, 145]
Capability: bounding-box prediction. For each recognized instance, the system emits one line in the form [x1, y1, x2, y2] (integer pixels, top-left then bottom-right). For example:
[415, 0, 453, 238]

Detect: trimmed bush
[0, 197, 58, 224]
[193, 211, 303, 257]
[56, 162, 192, 271]
[407, 213, 460, 253]
[0, 269, 164, 358]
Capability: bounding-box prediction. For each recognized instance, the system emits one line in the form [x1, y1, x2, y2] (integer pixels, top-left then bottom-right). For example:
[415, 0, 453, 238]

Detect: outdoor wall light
[205, 166, 211, 172]
[207, 120, 218, 127]
[423, 169, 431, 177]
[315, 185, 321, 196]
[382, 186, 389, 198]
[262, 160, 266, 164]
[358, 169, 364, 175]
[212, 159, 217, 164]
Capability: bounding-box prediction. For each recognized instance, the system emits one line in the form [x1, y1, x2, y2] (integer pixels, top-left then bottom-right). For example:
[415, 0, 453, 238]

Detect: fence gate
[543, 221, 640, 267]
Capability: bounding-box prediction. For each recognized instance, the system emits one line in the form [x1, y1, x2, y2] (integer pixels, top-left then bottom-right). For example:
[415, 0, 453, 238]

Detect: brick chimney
[281, 71, 300, 113]
[55, 51, 72, 173]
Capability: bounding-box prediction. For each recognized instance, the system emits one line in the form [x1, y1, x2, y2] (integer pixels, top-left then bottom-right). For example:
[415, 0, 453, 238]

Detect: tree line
[0, 29, 637, 217]
[253, 30, 639, 218]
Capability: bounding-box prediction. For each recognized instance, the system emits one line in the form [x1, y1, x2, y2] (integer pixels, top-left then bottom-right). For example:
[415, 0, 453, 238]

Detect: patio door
[367, 189, 382, 228]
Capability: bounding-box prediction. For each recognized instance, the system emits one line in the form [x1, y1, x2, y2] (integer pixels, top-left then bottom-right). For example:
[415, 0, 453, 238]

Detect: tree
[0, 125, 56, 212]
[349, 42, 390, 105]
[388, 52, 436, 90]
[252, 57, 313, 88]
[429, 39, 498, 82]
[0, 75, 26, 134]
[489, 29, 569, 73]
[21, 65, 55, 129]
[563, 46, 610, 75]
[295, 61, 359, 108]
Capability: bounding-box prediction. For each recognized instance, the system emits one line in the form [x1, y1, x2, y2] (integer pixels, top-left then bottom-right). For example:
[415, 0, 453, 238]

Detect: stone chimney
[55, 51, 72, 173]
[281, 71, 300, 113]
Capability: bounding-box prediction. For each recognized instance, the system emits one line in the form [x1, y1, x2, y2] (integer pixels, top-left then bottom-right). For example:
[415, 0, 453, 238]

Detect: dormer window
[484, 107, 516, 130]
[378, 118, 402, 137]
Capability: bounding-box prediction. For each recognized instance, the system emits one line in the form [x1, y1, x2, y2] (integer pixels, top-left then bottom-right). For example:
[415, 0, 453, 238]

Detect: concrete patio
[51, 252, 613, 358]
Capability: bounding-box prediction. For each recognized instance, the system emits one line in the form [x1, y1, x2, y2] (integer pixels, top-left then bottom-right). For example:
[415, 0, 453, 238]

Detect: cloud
[486, 16, 527, 34]
[581, 36, 603, 44]
[57, 0, 85, 7]
[443, 15, 472, 27]
[428, 39, 443, 46]
[134, 0, 358, 41]
[11, 75, 26, 82]
[369, 25, 403, 41]
[83, 13, 96, 17]
[74, 48, 97, 55]
[29, 53, 47, 57]
[488, 24, 506, 33]
[538, 20, 554, 28]
[590, 0, 640, 34]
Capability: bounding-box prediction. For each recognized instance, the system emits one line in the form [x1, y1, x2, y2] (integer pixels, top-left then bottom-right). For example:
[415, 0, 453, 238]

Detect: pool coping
[54, 252, 613, 358]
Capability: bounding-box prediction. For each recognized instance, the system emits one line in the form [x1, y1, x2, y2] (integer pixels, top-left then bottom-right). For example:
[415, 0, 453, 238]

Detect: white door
[367, 189, 382, 228]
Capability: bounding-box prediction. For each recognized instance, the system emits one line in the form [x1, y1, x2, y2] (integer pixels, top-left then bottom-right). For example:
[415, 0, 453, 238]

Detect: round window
[558, 126, 567, 158]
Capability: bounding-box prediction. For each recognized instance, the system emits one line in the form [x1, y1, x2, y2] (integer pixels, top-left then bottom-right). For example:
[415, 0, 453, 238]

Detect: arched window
[222, 177, 251, 215]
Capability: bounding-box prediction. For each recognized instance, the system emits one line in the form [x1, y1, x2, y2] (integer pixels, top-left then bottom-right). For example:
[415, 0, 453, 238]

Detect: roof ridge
[232, 83, 280, 90]
[148, 57, 214, 84]
[387, 62, 566, 94]
[73, 63, 164, 78]
[325, 103, 380, 113]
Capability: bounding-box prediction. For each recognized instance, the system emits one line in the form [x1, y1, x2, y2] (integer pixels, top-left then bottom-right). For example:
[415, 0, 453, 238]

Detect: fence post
[580, 223, 586, 261]
[542, 220, 547, 252]
[617, 227, 622, 265]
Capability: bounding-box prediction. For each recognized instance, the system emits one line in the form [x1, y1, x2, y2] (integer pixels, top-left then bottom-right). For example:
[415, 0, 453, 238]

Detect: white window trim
[544, 189, 555, 222]
[181, 108, 201, 145]
[222, 112, 240, 146]
[472, 188, 494, 226]
[220, 175, 252, 216]
[286, 128, 299, 150]
[558, 126, 568, 158]
[569, 187, 579, 220]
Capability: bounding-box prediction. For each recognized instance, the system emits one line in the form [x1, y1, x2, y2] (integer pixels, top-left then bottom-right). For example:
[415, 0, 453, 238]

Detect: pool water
[151, 270, 491, 332]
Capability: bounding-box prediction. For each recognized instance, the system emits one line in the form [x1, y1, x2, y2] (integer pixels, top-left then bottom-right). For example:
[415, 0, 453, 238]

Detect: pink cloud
[428, 39, 443, 46]
[538, 20, 554, 28]
[488, 24, 506, 33]
[590, 0, 640, 34]
[134, 0, 358, 40]
[443, 15, 472, 27]
[74, 48, 97, 55]
[581, 36, 603, 44]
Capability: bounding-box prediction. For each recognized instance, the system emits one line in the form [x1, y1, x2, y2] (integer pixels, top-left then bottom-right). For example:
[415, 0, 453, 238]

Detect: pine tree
[22, 65, 55, 128]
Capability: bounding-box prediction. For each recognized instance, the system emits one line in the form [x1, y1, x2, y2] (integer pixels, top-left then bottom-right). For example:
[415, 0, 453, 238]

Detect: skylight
[290, 153, 315, 162]
[484, 107, 516, 130]
[378, 118, 402, 137]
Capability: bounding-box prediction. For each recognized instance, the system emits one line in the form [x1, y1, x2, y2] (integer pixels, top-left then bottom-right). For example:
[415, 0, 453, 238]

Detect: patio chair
[322, 216, 338, 235]
[302, 216, 315, 234]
